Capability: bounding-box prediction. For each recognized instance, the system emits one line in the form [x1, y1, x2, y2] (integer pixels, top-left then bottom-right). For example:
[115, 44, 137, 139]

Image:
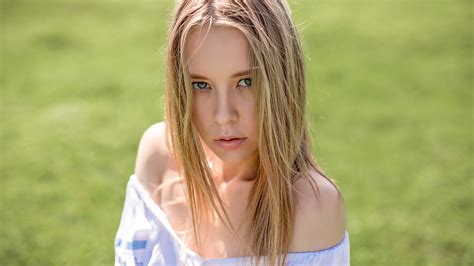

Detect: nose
[213, 87, 238, 125]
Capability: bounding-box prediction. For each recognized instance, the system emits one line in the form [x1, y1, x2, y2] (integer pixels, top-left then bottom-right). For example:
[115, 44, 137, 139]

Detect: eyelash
[191, 78, 252, 91]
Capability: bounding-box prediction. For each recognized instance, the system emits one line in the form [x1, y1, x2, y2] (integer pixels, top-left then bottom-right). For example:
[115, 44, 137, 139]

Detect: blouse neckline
[129, 173, 349, 262]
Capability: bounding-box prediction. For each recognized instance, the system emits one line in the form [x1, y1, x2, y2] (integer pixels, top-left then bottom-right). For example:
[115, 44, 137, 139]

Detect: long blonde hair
[164, 0, 342, 265]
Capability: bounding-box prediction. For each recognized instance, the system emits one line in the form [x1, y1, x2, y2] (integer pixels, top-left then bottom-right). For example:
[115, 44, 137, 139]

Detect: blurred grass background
[1, 0, 472, 265]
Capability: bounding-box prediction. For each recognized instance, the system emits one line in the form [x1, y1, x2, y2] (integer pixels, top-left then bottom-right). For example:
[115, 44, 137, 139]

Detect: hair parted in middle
[164, 0, 342, 265]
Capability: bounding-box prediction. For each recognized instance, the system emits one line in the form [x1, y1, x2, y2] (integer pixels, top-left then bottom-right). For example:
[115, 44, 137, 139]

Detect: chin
[215, 153, 248, 163]
[215, 150, 259, 164]
[200, 138, 257, 162]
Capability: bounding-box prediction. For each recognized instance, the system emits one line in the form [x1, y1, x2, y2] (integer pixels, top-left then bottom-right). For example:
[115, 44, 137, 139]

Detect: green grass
[1, 0, 472, 265]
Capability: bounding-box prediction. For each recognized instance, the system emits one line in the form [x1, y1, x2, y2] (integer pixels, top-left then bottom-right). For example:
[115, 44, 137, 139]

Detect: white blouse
[115, 174, 350, 265]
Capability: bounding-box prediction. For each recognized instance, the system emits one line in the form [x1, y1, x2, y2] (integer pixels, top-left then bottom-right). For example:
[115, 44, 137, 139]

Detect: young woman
[115, 0, 350, 265]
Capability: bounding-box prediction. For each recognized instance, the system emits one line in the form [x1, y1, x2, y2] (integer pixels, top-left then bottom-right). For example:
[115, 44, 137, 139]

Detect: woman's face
[185, 26, 258, 164]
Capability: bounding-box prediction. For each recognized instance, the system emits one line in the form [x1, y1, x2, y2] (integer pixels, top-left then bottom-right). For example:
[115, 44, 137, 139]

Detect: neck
[203, 150, 258, 189]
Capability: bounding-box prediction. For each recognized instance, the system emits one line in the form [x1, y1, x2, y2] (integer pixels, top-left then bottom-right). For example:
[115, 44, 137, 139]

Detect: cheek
[192, 98, 208, 127]
[242, 96, 257, 124]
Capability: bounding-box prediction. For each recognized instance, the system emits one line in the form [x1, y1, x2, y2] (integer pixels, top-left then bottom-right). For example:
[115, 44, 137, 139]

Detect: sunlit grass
[1, 0, 472, 265]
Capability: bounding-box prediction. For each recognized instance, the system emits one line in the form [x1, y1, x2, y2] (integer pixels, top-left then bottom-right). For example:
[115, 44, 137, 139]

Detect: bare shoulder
[290, 169, 347, 252]
[134, 121, 171, 195]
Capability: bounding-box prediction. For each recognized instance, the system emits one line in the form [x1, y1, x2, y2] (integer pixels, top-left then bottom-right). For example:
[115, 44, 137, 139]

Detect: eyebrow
[189, 69, 253, 80]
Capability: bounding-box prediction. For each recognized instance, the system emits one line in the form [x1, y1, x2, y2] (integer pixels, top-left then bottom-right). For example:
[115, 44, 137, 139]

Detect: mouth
[215, 136, 246, 141]
[219, 138, 243, 141]
[214, 137, 247, 150]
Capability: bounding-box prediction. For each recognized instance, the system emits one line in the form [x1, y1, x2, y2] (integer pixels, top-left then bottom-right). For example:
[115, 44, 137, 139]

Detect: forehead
[184, 25, 251, 77]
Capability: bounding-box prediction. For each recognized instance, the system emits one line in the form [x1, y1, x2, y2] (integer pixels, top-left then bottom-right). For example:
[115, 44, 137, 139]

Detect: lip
[215, 135, 244, 141]
[214, 138, 247, 150]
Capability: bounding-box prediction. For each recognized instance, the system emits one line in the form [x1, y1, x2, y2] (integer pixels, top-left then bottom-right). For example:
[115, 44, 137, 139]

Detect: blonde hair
[164, 0, 342, 265]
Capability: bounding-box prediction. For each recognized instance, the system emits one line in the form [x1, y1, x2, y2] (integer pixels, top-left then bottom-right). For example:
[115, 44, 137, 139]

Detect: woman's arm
[134, 121, 169, 197]
[290, 170, 347, 252]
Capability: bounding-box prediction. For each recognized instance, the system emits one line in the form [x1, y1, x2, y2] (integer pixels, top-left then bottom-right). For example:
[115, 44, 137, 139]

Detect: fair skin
[133, 25, 346, 259]
[187, 25, 259, 189]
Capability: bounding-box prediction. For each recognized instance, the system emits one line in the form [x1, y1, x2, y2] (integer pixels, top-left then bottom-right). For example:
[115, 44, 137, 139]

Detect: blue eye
[192, 81, 210, 90]
[237, 78, 252, 87]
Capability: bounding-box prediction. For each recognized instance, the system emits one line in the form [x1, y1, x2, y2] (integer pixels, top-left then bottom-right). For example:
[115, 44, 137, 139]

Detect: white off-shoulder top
[115, 174, 350, 265]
